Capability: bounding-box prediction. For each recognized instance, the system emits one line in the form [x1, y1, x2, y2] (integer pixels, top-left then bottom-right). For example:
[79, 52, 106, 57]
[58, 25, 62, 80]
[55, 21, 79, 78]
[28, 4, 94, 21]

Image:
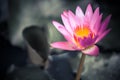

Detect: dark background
[0, 0, 120, 80]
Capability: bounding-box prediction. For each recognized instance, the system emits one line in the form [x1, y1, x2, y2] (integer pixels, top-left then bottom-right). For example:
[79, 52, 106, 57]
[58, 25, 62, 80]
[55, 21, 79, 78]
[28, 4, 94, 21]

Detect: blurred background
[0, 0, 120, 80]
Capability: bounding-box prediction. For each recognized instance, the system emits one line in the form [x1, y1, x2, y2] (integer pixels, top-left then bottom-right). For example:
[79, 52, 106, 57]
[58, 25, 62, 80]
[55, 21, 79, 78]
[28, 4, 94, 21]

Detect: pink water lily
[51, 4, 111, 56]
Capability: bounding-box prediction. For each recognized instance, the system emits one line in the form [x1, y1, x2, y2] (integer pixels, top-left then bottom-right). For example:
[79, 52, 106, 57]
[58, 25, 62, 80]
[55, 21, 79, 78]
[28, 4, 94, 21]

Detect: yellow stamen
[74, 26, 91, 38]
[73, 26, 92, 49]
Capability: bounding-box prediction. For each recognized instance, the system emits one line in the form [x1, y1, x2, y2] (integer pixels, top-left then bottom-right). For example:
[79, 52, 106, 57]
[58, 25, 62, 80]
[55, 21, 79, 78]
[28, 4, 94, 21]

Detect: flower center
[74, 26, 91, 38]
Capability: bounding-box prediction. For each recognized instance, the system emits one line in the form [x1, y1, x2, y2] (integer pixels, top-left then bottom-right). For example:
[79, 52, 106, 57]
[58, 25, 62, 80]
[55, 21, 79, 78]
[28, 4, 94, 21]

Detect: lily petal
[98, 15, 111, 35]
[85, 4, 93, 21]
[51, 42, 76, 50]
[68, 10, 79, 29]
[52, 21, 71, 36]
[95, 29, 111, 43]
[90, 7, 100, 29]
[94, 14, 103, 34]
[82, 45, 99, 56]
[61, 13, 73, 34]
[75, 7, 84, 25]
[76, 6, 84, 20]
[62, 10, 68, 17]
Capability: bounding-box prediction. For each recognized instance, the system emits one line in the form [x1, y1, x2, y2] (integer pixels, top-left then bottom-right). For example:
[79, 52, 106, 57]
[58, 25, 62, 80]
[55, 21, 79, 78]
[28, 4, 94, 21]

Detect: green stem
[75, 53, 86, 80]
